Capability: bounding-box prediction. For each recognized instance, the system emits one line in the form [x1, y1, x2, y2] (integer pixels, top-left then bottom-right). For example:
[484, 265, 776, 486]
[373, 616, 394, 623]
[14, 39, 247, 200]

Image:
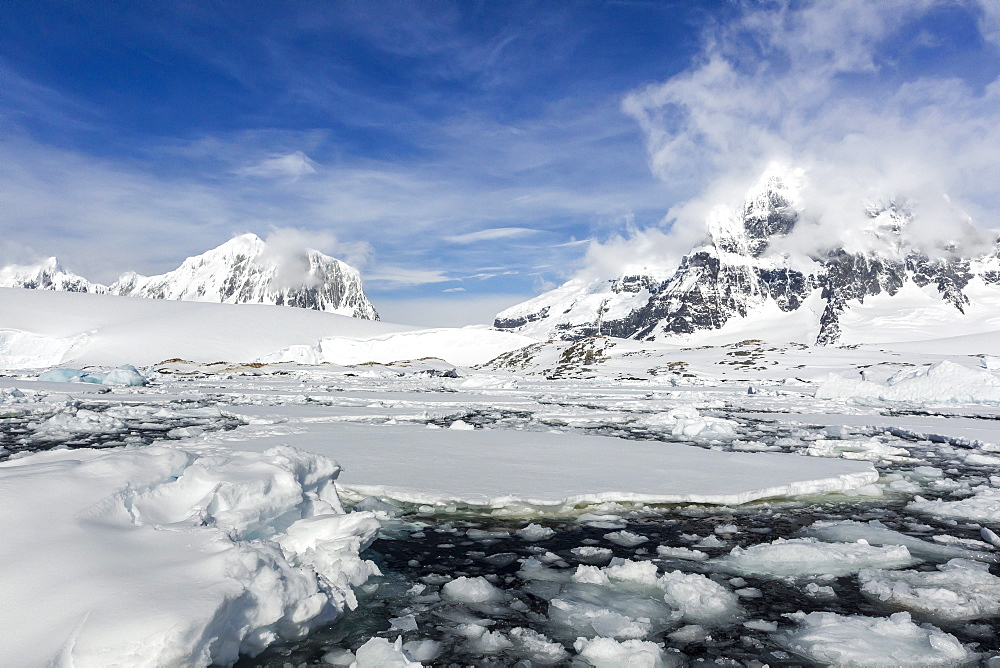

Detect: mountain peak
[495, 166, 997, 346]
[0, 236, 378, 320]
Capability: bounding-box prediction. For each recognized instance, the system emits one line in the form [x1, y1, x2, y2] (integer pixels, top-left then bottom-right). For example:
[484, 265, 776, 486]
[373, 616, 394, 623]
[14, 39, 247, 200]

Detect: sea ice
[604, 530, 650, 547]
[441, 576, 505, 604]
[521, 558, 740, 643]
[711, 537, 917, 578]
[804, 437, 912, 462]
[909, 487, 1000, 523]
[517, 523, 556, 541]
[572, 636, 677, 667]
[859, 559, 1000, 622]
[352, 637, 422, 667]
[775, 611, 974, 666]
[802, 520, 999, 563]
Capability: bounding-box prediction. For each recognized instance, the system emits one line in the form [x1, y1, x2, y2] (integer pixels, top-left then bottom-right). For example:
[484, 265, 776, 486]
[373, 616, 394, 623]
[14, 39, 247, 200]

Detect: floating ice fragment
[577, 514, 627, 529]
[508, 627, 569, 665]
[744, 619, 778, 632]
[321, 647, 356, 666]
[516, 523, 556, 541]
[859, 559, 1000, 622]
[573, 636, 677, 667]
[441, 576, 505, 604]
[656, 546, 709, 561]
[571, 546, 614, 564]
[389, 614, 419, 631]
[774, 611, 974, 666]
[909, 488, 1000, 523]
[801, 520, 997, 563]
[604, 530, 649, 547]
[0, 444, 380, 666]
[353, 636, 422, 667]
[401, 640, 441, 662]
[805, 437, 912, 462]
[711, 537, 917, 578]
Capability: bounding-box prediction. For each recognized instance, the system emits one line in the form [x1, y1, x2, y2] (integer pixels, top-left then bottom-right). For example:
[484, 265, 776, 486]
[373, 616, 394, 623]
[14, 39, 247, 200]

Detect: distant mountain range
[495, 169, 1000, 345]
[0, 234, 379, 320]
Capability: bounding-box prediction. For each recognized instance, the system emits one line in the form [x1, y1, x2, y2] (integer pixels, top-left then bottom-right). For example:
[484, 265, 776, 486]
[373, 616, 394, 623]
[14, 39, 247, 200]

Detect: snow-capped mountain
[0, 234, 379, 320]
[0, 257, 105, 294]
[495, 169, 1000, 345]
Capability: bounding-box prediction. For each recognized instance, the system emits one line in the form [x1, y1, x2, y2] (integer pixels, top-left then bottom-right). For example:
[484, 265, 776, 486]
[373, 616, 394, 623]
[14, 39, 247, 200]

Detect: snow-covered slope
[0, 234, 379, 319]
[0, 288, 536, 368]
[0, 288, 408, 368]
[495, 168, 1000, 345]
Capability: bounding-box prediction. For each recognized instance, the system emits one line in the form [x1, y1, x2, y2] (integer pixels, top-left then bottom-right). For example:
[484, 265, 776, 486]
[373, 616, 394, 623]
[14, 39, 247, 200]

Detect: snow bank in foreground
[816, 360, 1000, 404]
[775, 611, 974, 666]
[256, 327, 538, 367]
[38, 364, 147, 386]
[0, 444, 380, 666]
[859, 559, 1000, 622]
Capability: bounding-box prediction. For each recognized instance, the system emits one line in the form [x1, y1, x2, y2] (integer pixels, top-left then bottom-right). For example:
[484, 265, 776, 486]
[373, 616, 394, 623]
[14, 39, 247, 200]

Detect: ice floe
[909, 487, 1000, 523]
[710, 537, 917, 578]
[251, 424, 879, 509]
[775, 611, 975, 666]
[573, 636, 677, 667]
[859, 559, 1000, 622]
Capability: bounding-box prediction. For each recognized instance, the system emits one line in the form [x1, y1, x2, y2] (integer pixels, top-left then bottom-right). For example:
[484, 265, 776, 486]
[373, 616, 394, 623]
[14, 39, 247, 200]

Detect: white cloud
[262, 227, 373, 290]
[238, 151, 318, 180]
[443, 227, 538, 244]
[615, 0, 1000, 261]
[374, 294, 529, 327]
[363, 267, 454, 288]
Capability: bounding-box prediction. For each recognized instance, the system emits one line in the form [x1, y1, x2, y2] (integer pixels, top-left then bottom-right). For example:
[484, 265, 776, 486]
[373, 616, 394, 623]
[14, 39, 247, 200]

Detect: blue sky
[3, 1, 999, 325]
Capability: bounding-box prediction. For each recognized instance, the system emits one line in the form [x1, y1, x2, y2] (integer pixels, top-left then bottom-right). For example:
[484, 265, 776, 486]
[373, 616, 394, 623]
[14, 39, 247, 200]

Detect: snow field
[817, 360, 1000, 404]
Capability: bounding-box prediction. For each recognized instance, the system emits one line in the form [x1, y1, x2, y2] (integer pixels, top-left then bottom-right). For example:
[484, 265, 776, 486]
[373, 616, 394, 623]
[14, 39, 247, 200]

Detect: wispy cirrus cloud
[443, 227, 538, 244]
[238, 151, 318, 181]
